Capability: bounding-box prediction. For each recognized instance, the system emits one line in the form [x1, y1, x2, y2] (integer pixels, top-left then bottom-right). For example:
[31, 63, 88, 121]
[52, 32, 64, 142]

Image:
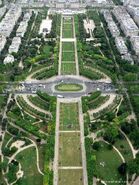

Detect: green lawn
[63, 23, 73, 30]
[62, 17, 74, 38]
[55, 83, 83, 92]
[62, 30, 74, 38]
[74, 15, 79, 36]
[61, 63, 76, 75]
[94, 142, 125, 184]
[60, 103, 80, 130]
[62, 42, 75, 51]
[59, 132, 82, 166]
[16, 147, 43, 185]
[38, 145, 46, 172]
[114, 138, 133, 162]
[58, 169, 83, 185]
[62, 51, 75, 61]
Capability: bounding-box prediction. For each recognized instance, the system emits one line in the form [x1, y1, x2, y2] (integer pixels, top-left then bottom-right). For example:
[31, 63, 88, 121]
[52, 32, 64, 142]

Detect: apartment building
[113, 6, 139, 37]
[0, 34, 6, 53]
[16, 12, 32, 37]
[8, 37, 21, 54]
[0, 5, 22, 38]
[115, 37, 128, 55]
[103, 10, 120, 37]
[130, 36, 139, 55]
[0, 6, 6, 18]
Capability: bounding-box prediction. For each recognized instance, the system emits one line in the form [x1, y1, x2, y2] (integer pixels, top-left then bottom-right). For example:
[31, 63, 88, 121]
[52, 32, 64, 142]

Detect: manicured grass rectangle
[63, 23, 73, 30]
[62, 30, 74, 38]
[58, 169, 83, 185]
[61, 63, 76, 75]
[62, 17, 74, 38]
[59, 132, 82, 166]
[62, 42, 74, 51]
[62, 51, 75, 61]
[60, 103, 79, 130]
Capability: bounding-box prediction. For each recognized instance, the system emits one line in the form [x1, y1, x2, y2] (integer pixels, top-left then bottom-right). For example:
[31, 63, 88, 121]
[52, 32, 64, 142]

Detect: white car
[57, 95, 64, 98]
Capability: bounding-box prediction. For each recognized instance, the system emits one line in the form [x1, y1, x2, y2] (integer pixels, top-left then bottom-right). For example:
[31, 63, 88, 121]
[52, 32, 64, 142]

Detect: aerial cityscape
[0, 0, 139, 185]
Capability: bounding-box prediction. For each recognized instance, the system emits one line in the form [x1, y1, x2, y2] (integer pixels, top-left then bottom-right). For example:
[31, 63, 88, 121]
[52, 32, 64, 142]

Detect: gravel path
[88, 93, 116, 120]
[21, 94, 52, 116]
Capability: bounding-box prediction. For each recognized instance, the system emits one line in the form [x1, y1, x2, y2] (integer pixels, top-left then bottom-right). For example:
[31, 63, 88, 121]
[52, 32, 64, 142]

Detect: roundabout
[16, 75, 115, 98]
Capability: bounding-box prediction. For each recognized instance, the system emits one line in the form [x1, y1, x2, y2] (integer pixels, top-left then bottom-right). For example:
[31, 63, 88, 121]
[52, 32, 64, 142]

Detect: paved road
[4, 76, 115, 98]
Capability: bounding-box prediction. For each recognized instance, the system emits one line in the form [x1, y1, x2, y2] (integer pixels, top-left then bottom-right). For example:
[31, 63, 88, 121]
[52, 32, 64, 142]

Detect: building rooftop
[9, 37, 21, 54]
[115, 37, 128, 54]
[0, 34, 6, 53]
[3, 54, 14, 64]
[39, 18, 52, 35]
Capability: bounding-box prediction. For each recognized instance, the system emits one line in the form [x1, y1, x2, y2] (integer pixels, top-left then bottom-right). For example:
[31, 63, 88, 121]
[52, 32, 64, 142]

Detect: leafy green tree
[0, 161, 7, 171]
[92, 142, 101, 151]
[128, 155, 139, 175]
[104, 124, 119, 144]
[118, 163, 127, 175]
